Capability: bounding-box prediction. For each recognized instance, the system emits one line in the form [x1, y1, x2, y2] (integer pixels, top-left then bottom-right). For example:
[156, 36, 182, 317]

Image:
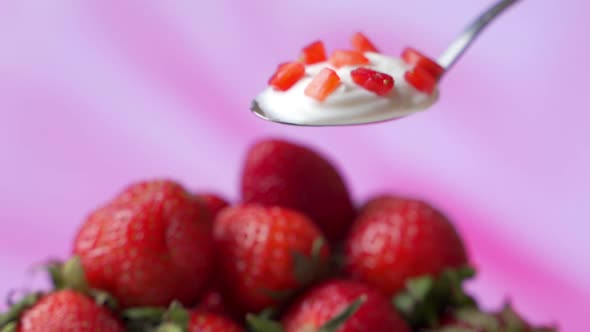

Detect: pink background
[1, 1, 588, 330]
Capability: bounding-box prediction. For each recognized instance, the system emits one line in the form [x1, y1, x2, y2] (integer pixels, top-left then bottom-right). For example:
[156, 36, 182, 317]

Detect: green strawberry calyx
[123, 301, 189, 332]
[0, 293, 42, 332]
[427, 303, 558, 332]
[0, 256, 119, 331]
[393, 265, 477, 329]
[262, 237, 329, 303]
[48, 256, 119, 310]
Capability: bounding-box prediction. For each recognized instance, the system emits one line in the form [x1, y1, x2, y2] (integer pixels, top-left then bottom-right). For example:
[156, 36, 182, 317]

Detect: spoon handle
[437, 0, 521, 76]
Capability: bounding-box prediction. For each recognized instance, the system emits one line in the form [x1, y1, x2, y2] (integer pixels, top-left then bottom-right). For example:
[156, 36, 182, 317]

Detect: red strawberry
[213, 204, 330, 314]
[73, 180, 214, 308]
[344, 195, 468, 297]
[241, 139, 355, 242]
[268, 62, 306, 91]
[304, 68, 341, 102]
[329, 50, 370, 68]
[189, 311, 245, 332]
[195, 193, 229, 218]
[404, 65, 437, 94]
[15, 290, 124, 332]
[351, 32, 379, 53]
[351, 67, 395, 96]
[195, 288, 230, 316]
[300, 40, 328, 65]
[282, 279, 410, 332]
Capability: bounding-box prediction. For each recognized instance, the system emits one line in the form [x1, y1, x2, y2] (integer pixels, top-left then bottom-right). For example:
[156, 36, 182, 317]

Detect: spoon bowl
[251, 0, 521, 127]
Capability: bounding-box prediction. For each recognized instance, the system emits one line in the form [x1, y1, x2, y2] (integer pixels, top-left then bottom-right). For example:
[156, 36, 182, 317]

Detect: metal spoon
[251, 0, 521, 126]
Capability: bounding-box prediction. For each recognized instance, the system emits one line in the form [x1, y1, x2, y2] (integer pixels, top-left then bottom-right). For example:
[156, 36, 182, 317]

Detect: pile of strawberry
[0, 138, 556, 331]
[268, 32, 443, 101]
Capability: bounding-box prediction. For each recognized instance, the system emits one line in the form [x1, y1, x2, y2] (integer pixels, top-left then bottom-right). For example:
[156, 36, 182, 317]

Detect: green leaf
[454, 307, 500, 331]
[393, 265, 478, 329]
[406, 276, 434, 300]
[258, 307, 279, 320]
[0, 293, 41, 327]
[122, 307, 167, 322]
[431, 328, 474, 332]
[0, 322, 16, 332]
[246, 314, 284, 332]
[46, 256, 89, 292]
[153, 322, 184, 332]
[291, 251, 315, 286]
[291, 237, 327, 286]
[162, 301, 189, 330]
[89, 289, 118, 311]
[311, 237, 325, 262]
[393, 293, 414, 313]
[319, 295, 366, 332]
[61, 256, 89, 292]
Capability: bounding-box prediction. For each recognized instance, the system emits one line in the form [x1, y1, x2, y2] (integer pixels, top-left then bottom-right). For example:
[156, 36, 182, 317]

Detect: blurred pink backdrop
[1, 0, 589, 330]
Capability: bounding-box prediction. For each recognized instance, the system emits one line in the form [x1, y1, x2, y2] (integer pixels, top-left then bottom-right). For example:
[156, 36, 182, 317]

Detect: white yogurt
[253, 52, 439, 126]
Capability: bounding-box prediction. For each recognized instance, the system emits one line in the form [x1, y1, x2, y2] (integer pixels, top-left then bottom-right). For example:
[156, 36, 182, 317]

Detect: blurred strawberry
[345, 195, 468, 297]
[281, 279, 410, 332]
[195, 193, 229, 218]
[73, 179, 214, 308]
[0, 290, 124, 332]
[188, 311, 245, 332]
[195, 288, 231, 317]
[241, 139, 355, 242]
[213, 204, 330, 314]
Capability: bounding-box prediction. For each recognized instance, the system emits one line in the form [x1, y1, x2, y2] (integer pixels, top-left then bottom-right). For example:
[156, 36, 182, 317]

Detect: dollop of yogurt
[253, 52, 439, 126]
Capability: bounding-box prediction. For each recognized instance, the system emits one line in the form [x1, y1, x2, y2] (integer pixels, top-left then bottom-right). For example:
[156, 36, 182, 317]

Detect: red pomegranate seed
[300, 41, 327, 65]
[404, 66, 437, 94]
[329, 50, 369, 68]
[401, 47, 444, 80]
[350, 67, 394, 96]
[304, 68, 341, 101]
[351, 32, 379, 53]
[268, 61, 306, 91]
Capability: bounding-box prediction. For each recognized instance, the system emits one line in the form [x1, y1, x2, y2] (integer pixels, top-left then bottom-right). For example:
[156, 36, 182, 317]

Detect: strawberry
[301, 41, 328, 65]
[268, 62, 306, 91]
[241, 139, 355, 242]
[3, 290, 124, 332]
[188, 311, 245, 332]
[73, 180, 214, 308]
[344, 195, 468, 298]
[401, 47, 444, 80]
[404, 65, 437, 94]
[351, 67, 394, 96]
[351, 32, 379, 53]
[195, 193, 229, 218]
[329, 50, 370, 68]
[281, 279, 410, 332]
[195, 288, 231, 317]
[304, 68, 341, 101]
[213, 204, 330, 314]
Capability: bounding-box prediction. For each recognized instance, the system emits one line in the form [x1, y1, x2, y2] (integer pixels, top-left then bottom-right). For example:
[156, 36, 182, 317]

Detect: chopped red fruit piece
[405, 65, 437, 94]
[350, 67, 394, 96]
[351, 32, 379, 53]
[300, 41, 327, 65]
[268, 61, 306, 91]
[329, 50, 369, 68]
[304, 68, 341, 102]
[402, 47, 444, 80]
